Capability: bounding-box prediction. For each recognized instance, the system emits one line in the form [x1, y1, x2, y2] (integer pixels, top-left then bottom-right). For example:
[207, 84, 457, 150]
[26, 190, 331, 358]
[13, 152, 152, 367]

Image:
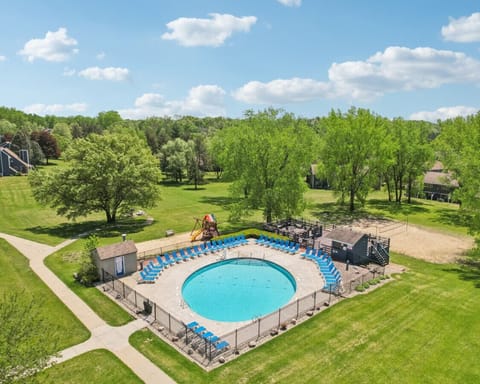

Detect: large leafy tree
[383, 118, 434, 203]
[160, 138, 190, 182]
[31, 130, 60, 164]
[186, 134, 208, 190]
[30, 133, 161, 223]
[213, 109, 317, 222]
[321, 107, 388, 211]
[0, 292, 59, 384]
[435, 112, 480, 233]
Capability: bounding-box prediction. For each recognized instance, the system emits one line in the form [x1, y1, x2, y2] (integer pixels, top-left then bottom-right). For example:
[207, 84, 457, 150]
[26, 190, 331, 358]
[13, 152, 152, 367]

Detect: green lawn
[0, 239, 90, 349]
[21, 349, 143, 384]
[0, 174, 104, 245]
[130, 253, 480, 384]
[304, 189, 470, 236]
[0, 173, 470, 247]
[44, 239, 134, 326]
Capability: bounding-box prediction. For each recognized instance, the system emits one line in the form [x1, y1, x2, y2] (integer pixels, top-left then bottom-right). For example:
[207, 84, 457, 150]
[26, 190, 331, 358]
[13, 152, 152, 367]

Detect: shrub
[362, 282, 370, 289]
[355, 285, 366, 292]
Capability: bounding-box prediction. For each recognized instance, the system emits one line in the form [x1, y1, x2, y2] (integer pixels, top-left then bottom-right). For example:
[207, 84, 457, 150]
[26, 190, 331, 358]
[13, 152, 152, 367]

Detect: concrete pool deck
[120, 239, 332, 337]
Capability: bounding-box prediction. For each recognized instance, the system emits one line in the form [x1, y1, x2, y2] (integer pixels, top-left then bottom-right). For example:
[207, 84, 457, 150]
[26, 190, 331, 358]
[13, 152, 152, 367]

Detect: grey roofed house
[423, 161, 458, 201]
[93, 240, 138, 279]
[0, 145, 31, 176]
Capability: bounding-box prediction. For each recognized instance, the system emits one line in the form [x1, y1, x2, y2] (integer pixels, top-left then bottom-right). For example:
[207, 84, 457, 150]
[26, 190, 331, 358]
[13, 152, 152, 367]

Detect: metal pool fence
[101, 263, 383, 366]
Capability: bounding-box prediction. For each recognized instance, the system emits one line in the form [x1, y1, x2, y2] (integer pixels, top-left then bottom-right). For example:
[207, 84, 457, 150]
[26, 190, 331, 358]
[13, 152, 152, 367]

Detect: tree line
[2, 105, 479, 234]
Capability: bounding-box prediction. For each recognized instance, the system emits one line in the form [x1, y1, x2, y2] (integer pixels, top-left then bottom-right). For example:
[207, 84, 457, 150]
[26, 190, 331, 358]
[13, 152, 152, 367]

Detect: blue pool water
[182, 258, 296, 322]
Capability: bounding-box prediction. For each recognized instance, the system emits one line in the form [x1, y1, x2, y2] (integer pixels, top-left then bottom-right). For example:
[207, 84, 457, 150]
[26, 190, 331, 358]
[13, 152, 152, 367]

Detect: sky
[1, 0, 480, 122]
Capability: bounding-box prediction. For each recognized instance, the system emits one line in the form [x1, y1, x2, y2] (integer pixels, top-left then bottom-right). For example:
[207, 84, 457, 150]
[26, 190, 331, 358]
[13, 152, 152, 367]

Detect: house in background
[0, 143, 31, 176]
[423, 161, 459, 202]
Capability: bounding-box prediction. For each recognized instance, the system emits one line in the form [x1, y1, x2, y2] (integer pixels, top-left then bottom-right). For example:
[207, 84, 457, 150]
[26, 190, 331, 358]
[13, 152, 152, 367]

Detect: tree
[52, 122, 72, 152]
[31, 130, 60, 164]
[0, 292, 59, 383]
[97, 111, 122, 131]
[383, 118, 434, 203]
[29, 133, 161, 223]
[186, 134, 208, 190]
[160, 138, 190, 182]
[212, 109, 317, 222]
[435, 112, 480, 233]
[76, 235, 99, 286]
[321, 108, 387, 211]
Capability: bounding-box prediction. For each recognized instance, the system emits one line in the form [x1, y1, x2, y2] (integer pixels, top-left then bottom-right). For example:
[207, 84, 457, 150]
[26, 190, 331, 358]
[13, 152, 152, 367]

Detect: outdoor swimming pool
[182, 258, 297, 322]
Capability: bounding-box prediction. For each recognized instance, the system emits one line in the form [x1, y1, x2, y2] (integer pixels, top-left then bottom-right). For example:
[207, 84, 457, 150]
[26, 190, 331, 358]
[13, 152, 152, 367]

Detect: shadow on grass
[309, 201, 376, 225]
[26, 218, 150, 240]
[182, 187, 207, 191]
[367, 199, 429, 216]
[433, 209, 471, 228]
[443, 258, 480, 288]
[199, 196, 239, 210]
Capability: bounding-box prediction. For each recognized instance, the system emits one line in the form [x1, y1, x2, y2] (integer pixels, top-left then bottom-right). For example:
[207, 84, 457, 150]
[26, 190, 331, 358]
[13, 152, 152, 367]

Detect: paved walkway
[0, 232, 175, 384]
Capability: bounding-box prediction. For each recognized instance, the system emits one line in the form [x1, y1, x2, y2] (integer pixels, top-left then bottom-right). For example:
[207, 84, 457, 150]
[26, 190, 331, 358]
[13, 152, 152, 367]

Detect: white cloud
[329, 46, 480, 100]
[233, 78, 331, 104]
[162, 13, 257, 47]
[442, 12, 480, 42]
[410, 106, 478, 122]
[234, 46, 480, 105]
[0, 55, 6, 62]
[119, 85, 226, 119]
[78, 66, 129, 81]
[277, 0, 302, 7]
[18, 27, 78, 62]
[23, 102, 87, 116]
[96, 52, 106, 60]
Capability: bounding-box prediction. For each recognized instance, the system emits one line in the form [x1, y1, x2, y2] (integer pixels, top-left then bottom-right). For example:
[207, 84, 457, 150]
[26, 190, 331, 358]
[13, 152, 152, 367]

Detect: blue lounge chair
[186, 247, 197, 258]
[215, 340, 229, 350]
[139, 270, 156, 283]
[186, 321, 198, 329]
[201, 331, 214, 340]
[193, 245, 204, 256]
[194, 326, 206, 335]
[147, 261, 162, 272]
[163, 253, 175, 266]
[156, 255, 168, 268]
[208, 335, 219, 343]
[179, 248, 190, 261]
[171, 250, 182, 263]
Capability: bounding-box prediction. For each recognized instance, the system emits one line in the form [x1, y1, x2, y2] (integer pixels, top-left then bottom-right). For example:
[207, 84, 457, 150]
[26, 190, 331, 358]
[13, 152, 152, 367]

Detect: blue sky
[1, 0, 480, 121]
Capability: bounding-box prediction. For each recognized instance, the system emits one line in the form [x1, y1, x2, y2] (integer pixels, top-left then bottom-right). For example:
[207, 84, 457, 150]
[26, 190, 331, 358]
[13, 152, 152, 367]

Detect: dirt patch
[348, 219, 474, 263]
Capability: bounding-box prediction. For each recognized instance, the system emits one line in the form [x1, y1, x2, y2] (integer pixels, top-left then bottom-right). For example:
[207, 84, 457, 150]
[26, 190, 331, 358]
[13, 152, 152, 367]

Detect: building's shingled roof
[324, 228, 366, 246]
[95, 240, 137, 260]
[423, 171, 459, 187]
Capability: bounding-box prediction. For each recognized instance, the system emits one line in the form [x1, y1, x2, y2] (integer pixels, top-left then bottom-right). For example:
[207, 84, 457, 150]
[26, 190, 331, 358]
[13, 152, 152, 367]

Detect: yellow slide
[191, 229, 202, 242]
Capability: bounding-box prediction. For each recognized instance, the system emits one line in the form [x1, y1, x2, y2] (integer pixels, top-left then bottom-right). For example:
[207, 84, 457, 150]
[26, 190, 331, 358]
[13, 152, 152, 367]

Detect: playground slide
[191, 229, 203, 242]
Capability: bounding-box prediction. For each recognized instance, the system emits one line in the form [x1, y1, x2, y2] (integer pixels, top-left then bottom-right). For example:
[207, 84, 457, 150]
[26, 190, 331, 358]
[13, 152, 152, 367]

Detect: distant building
[0, 143, 32, 176]
[307, 164, 329, 189]
[423, 161, 459, 202]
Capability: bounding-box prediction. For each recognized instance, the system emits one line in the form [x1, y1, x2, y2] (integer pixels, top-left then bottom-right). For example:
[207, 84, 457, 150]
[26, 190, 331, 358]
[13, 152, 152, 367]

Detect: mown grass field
[0, 239, 90, 349]
[20, 349, 143, 384]
[130, 253, 480, 384]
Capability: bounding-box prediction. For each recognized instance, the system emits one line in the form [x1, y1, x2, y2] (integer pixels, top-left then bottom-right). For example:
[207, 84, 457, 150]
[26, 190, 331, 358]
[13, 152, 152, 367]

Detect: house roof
[324, 228, 366, 246]
[423, 171, 459, 187]
[0, 147, 32, 169]
[95, 240, 137, 261]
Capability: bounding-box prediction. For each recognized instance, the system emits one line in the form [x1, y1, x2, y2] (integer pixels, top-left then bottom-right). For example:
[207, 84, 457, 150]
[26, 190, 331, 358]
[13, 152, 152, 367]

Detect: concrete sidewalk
[0, 232, 176, 384]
